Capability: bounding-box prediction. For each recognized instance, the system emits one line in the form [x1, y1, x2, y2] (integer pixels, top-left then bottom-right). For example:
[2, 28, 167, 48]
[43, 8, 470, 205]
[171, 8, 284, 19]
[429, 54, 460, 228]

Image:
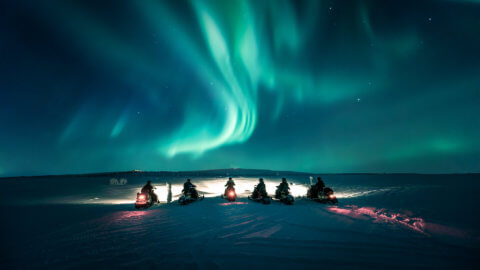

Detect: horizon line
[1, 168, 479, 179]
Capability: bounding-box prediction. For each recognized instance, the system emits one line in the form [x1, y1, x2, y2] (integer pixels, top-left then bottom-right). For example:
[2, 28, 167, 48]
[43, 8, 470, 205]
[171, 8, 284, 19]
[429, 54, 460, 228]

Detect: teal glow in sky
[0, 0, 479, 176]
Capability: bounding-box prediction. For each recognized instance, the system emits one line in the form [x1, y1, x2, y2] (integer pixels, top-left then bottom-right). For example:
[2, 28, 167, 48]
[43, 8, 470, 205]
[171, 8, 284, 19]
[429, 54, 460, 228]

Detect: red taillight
[228, 191, 235, 198]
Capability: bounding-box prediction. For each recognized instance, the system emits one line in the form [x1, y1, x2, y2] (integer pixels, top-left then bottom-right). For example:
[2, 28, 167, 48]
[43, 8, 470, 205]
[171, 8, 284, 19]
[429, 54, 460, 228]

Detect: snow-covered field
[0, 173, 479, 269]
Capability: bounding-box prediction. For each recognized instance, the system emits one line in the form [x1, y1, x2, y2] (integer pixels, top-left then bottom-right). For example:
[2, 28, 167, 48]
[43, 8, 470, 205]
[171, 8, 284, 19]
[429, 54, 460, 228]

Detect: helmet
[259, 178, 264, 182]
[187, 179, 191, 182]
[317, 177, 322, 181]
[282, 178, 287, 182]
[147, 180, 151, 184]
[229, 177, 232, 180]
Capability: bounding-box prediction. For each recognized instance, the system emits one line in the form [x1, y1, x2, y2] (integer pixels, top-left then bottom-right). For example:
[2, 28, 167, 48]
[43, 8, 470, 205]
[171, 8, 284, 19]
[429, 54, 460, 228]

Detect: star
[356, 98, 361, 102]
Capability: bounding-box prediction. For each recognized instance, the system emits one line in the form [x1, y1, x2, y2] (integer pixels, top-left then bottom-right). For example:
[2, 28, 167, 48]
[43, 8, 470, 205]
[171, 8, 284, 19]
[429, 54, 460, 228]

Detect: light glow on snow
[135, 179, 311, 202]
[189, 178, 308, 198]
[327, 205, 427, 234]
[333, 188, 394, 199]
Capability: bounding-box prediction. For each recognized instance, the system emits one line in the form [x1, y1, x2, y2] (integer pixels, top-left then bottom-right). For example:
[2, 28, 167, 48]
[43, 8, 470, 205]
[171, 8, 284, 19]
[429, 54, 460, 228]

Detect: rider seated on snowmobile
[224, 177, 235, 196]
[253, 178, 268, 198]
[308, 177, 326, 198]
[141, 180, 159, 203]
[183, 179, 198, 198]
[225, 177, 235, 187]
[275, 178, 290, 199]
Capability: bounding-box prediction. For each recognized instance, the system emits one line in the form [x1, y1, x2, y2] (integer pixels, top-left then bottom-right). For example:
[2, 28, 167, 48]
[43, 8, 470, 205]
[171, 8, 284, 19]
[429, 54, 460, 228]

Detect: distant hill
[1, 168, 477, 180]
[0, 168, 313, 179]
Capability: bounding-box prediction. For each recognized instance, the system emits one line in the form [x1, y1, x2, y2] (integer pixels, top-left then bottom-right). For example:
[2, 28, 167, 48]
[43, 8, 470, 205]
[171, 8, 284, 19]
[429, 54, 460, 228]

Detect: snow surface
[0, 173, 479, 269]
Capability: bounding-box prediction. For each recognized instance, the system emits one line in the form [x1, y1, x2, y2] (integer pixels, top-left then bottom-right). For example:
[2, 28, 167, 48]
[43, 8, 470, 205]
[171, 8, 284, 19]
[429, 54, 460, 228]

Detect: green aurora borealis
[0, 0, 479, 176]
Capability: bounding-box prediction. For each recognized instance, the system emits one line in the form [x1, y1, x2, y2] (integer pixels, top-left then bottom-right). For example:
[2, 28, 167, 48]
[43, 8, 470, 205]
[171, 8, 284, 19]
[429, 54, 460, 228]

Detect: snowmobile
[248, 186, 271, 204]
[222, 186, 237, 202]
[135, 190, 157, 209]
[179, 186, 204, 205]
[274, 190, 294, 205]
[307, 186, 338, 204]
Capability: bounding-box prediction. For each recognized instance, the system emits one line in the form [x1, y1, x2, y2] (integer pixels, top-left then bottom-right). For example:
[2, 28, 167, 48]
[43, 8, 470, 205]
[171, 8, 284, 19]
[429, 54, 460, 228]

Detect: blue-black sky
[1, 0, 479, 176]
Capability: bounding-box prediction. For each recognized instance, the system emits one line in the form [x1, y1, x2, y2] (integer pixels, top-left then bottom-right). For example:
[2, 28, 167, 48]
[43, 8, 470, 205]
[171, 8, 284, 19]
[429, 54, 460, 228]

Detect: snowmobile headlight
[228, 191, 235, 197]
[329, 194, 334, 199]
[138, 194, 146, 200]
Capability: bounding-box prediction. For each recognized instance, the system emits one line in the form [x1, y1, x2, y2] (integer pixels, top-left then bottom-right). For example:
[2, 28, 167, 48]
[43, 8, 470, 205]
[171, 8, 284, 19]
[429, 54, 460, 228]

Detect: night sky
[1, 0, 479, 176]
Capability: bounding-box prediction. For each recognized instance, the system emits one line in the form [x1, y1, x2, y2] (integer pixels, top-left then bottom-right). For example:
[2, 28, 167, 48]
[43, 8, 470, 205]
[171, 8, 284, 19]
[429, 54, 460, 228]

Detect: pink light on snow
[219, 202, 248, 206]
[327, 205, 427, 234]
